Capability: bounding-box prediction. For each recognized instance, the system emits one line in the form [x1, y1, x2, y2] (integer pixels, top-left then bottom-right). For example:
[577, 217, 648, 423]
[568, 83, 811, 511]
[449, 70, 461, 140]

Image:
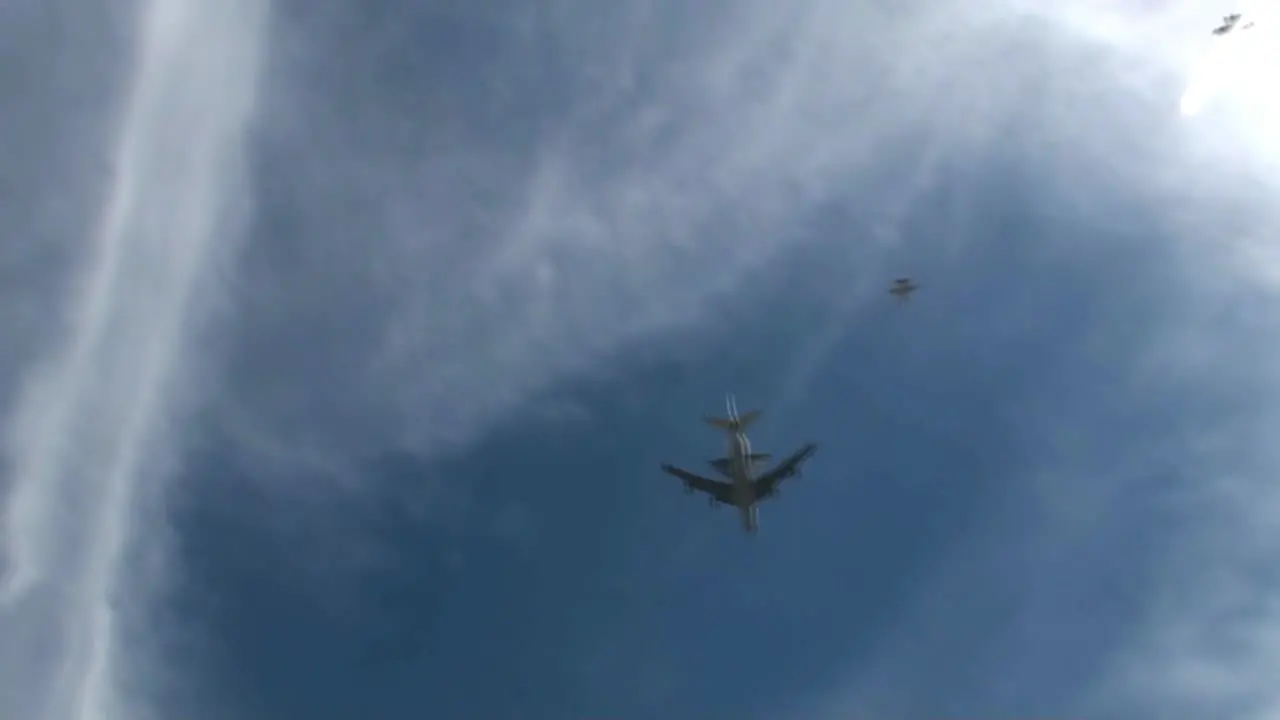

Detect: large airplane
[889, 277, 918, 304]
[1212, 13, 1254, 35]
[660, 395, 818, 533]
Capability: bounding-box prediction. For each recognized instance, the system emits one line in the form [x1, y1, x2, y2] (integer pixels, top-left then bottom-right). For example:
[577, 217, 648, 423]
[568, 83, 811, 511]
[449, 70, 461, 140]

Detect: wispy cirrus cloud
[218, 0, 1038, 466]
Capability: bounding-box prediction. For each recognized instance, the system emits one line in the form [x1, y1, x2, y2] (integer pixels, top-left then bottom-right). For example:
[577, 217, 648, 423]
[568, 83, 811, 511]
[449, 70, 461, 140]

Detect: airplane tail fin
[704, 409, 761, 432]
[704, 394, 761, 431]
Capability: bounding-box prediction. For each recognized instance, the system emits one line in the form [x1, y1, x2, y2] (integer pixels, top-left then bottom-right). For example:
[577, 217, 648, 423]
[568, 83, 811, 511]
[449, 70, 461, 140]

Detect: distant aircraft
[889, 277, 918, 304]
[661, 395, 818, 533]
[1212, 13, 1254, 35]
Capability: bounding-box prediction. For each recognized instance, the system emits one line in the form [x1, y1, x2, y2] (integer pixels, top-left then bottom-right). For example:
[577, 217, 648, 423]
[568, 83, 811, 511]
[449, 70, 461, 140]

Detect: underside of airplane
[660, 442, 818, 531]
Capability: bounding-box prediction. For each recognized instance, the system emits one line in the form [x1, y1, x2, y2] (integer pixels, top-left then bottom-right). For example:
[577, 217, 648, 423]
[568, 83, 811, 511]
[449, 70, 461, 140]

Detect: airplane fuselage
[726, 430, 759, 533]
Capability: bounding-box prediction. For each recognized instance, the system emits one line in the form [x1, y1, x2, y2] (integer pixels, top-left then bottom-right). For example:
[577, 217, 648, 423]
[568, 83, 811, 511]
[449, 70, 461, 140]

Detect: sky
[4, 0, 1280, 719]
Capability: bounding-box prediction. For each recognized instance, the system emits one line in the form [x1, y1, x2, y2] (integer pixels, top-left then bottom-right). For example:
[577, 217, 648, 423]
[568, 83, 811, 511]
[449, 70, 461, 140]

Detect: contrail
[0, 0, 266, 718]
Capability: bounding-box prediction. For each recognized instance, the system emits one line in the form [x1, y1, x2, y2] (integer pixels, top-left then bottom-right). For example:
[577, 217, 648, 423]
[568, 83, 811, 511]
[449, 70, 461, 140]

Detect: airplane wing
[752, 443, 818, 500]
[661, 464, 735, 505]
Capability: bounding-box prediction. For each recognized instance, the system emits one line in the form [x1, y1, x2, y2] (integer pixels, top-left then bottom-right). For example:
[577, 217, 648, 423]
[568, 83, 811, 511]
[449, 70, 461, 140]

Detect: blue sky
[5, 1, 1280, 719]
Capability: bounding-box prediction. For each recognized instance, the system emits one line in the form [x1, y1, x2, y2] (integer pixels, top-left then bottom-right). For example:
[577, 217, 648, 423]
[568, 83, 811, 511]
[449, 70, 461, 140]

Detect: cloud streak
[0, 0, 266, 718]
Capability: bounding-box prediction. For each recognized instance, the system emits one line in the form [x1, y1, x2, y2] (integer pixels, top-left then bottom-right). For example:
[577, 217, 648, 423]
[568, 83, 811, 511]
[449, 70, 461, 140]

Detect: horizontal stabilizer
[710, 453, 772, 476]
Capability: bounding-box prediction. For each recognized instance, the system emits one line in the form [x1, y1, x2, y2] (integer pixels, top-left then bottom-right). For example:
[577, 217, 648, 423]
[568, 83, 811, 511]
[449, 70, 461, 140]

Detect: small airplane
[889, 277, 918, 304]
[660, 395, 818, 533]
[1212, 13, 1254, 35]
